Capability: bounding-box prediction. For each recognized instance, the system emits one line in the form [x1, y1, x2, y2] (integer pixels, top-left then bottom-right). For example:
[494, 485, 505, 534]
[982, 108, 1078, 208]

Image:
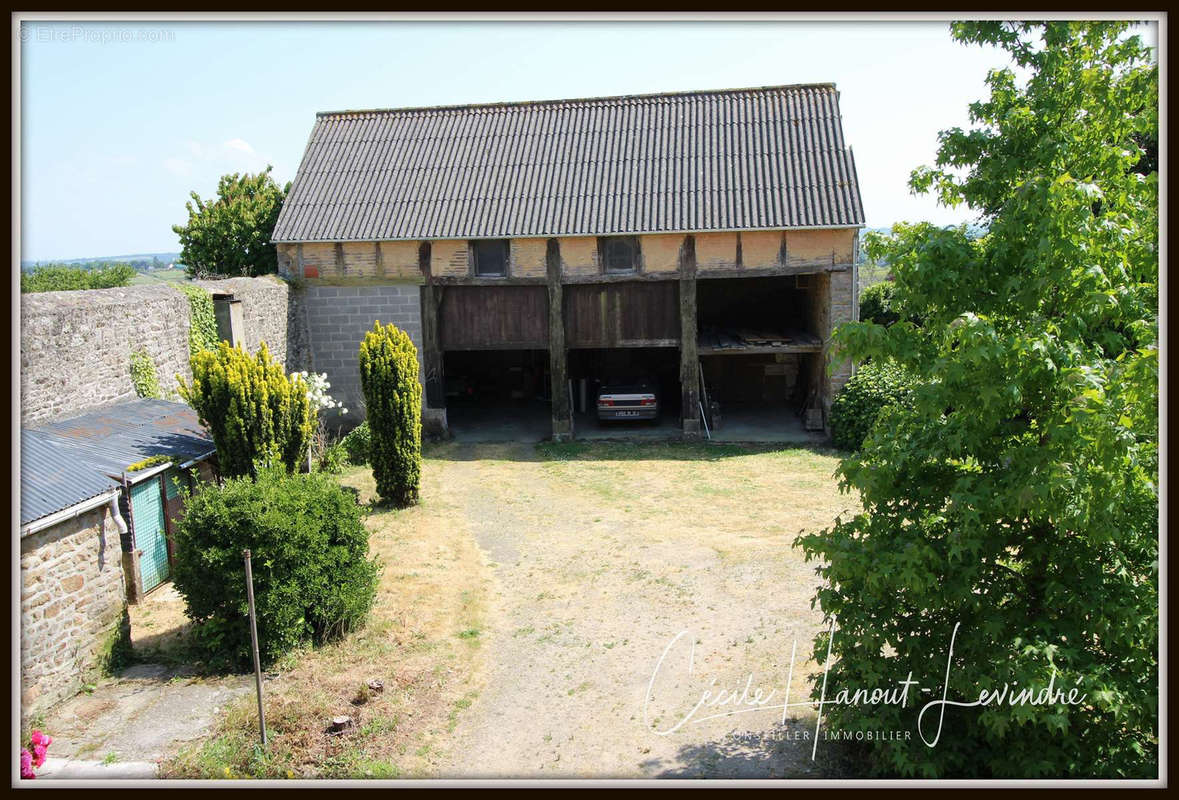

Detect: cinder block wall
[20, 506, 128, 721]
[302, 285, 423, 429]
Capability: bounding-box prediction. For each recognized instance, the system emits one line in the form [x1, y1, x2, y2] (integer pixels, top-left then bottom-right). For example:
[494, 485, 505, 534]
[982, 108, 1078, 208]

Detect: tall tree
[798, 22, 1158, 778]
[172, 166, 289, 278]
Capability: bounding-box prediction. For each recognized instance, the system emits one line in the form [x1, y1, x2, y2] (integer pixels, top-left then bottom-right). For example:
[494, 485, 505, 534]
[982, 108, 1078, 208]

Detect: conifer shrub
[178, 341, 312, 478]
[358, 322, 421, 507]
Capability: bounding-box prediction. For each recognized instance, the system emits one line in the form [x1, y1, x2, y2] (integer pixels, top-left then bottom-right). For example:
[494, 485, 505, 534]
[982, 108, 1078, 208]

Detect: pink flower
[30, 730, 52, 748]
[20, 748, 35, 779]
[32, 744, 47, 768]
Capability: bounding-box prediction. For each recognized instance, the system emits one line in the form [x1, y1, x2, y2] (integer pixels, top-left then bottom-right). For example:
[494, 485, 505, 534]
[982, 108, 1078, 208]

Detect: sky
[17, 17, 1157, 262]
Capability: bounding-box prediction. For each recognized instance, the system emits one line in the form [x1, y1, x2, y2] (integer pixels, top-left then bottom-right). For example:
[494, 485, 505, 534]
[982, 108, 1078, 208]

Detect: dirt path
[433, 441, 854, 778]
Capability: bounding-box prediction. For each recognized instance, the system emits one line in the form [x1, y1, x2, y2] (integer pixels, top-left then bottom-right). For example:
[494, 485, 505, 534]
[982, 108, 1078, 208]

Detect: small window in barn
[471, 239, 510, 277]
[598, 236, 641, 274]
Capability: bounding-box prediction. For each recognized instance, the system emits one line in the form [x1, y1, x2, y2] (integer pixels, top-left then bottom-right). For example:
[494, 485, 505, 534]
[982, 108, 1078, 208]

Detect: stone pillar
[547, 239, 572, 441]
[679, 236, 701, 437]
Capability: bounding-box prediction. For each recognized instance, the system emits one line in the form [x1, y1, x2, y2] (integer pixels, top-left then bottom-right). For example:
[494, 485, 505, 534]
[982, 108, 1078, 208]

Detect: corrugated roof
[20, 430, 119, 527]
[31, 399, 215, 483]
[272, 84, 864, 243]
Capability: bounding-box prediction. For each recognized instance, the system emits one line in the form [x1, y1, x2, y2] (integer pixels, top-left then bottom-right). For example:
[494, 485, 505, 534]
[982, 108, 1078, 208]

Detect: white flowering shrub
[291, 371, 348, 416]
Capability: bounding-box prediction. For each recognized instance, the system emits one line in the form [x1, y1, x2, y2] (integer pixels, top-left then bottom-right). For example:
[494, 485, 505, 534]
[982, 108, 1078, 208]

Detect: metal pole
[243, 549, 268, 746]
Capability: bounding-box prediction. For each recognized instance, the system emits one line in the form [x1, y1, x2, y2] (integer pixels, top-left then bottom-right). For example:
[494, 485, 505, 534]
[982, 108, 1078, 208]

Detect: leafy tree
[858, 281, 900, 326]
[797, 22, 1157, 778]
[178, 341, 313, 478]
[21, 263, 135, 292]
[172, 166, 289, 278]
[358, 322, 421, 507]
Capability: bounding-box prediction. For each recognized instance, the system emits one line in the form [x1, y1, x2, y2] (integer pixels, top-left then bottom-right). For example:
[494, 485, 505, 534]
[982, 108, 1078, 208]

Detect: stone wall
[20, 277, 306, 425]
[302, 285, 423, 427]
[20, 504, 129, 721]
[194, 277, 309, 371]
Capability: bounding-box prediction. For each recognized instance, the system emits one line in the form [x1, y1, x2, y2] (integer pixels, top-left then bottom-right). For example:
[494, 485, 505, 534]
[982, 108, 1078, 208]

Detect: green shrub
[341, 421, 371, 465]
[828, 360, 913, 451]
[21, 263, 136, 293]
[317, 442, 346, 475]
[176, 284, 218, 357]
[859, 281, 899, 326]
[358, 322, 421, 507]
[171, 466, 380, 670]
[178, 341, 312, 479]
[129, 349, 161, 398]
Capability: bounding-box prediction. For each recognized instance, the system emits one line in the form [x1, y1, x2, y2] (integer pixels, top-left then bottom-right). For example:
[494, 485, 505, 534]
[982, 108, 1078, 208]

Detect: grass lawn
[161, 439, 853, 778]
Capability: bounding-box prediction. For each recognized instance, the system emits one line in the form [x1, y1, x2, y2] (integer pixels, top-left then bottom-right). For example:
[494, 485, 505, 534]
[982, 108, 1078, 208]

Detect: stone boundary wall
[20, 505, 128, 721]
[302, 285, 423, 429]
[20, 277, 307, 425]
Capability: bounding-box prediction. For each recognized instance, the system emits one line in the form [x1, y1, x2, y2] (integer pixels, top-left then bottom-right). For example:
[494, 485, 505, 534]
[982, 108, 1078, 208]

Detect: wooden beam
[431, 275, 549, 287]
[547, 238, 572, 441]
[419, 242, 446, 410]
[375, 242, 387, 280]
[679, 235, 700, 437]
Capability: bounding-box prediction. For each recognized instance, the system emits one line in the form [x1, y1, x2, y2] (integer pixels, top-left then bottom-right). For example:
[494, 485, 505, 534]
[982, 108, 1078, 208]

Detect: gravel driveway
[434, 441, 853, 778]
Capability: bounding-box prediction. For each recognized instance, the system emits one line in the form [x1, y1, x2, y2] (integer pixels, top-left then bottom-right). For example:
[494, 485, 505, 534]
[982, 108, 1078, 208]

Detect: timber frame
[411, 233, 853, 439]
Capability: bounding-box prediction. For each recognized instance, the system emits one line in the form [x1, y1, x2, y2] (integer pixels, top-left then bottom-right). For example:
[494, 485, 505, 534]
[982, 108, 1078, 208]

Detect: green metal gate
[131, 478, 169, 592]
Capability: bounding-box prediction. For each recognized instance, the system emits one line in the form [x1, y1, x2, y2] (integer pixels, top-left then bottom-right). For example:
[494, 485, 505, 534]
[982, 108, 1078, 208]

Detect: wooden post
[679, 236, 701, 437]
[243, 549, 267, 746]
[419, 242, 446, 410]
[546, 238, 572, 441]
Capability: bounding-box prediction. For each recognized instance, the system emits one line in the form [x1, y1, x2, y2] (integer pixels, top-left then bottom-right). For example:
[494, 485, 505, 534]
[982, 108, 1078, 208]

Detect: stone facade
[20, 277, 306, 425]
[20, 504, 129, 721]
[301, 285, 423, 426]
[826, 266, 858, 400]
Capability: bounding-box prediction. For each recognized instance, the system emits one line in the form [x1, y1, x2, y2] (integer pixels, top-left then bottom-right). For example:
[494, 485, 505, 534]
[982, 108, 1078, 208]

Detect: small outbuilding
[19, 399, 218, 722]
[30, 398, 218, 598]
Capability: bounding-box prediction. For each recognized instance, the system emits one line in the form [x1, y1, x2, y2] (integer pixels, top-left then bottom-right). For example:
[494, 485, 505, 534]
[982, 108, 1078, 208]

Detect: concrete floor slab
[442, 402, 829, 445]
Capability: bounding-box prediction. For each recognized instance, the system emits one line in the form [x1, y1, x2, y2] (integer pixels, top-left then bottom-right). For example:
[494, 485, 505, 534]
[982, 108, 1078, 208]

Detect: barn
[272, 84, 864, 440]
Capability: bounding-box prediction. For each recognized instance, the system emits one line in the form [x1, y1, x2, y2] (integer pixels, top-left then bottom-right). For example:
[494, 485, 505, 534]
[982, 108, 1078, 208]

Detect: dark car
[596, 378, 659, 422]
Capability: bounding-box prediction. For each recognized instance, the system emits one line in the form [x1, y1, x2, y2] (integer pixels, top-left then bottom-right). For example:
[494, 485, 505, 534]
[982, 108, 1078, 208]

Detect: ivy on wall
[129, 348, 161, 398]
[177, 284, 218, 358]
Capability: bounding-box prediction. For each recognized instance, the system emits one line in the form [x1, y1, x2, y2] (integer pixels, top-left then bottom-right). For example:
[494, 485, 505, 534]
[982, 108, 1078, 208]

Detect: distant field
[130, 268, 190, 286]
[858, 260, 890, 291]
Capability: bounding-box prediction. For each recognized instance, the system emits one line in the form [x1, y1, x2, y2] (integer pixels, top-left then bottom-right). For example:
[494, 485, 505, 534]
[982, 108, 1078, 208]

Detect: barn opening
[437, 285, 551, 441]
[695, 275, 826, 440]
[568, 347, 682, 437]
[443, 349, 551, 441]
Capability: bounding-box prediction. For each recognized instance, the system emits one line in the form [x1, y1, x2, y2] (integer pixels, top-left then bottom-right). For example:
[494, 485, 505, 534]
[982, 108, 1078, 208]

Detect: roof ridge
[315, 82, 838, 118]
